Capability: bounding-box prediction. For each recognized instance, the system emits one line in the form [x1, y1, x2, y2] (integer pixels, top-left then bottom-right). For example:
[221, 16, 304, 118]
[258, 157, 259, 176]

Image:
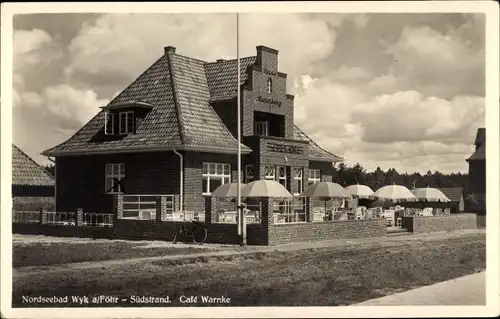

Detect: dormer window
[104, 111, 135, 135]
[267, 78, 272, 93]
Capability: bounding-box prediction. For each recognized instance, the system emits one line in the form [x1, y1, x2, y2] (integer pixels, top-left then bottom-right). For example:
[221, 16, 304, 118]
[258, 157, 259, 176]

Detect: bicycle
[172, 219, 208, 244]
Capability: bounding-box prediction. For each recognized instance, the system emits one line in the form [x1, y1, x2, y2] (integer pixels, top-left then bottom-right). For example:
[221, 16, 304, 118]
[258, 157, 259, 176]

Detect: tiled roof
[466, 143, 485, 161]
[438, 187, 463, 203]
[293, 125, 343, 162]
[13, 144, 54, 187]
[205, 57, 256, 101]
[43, 46, 342, 163]
[44, 52, 251, 156]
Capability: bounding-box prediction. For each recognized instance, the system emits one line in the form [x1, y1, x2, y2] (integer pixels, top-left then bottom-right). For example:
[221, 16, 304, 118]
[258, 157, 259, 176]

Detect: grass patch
[12, 233, 485, 307]
[13, 241, 211, 267]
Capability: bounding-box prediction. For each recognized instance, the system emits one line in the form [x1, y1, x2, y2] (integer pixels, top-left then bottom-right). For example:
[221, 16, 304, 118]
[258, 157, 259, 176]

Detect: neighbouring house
[466, 128, 486, 214]
[43, 45, 343, 217]
[12, 144, 55, 211]
[438, 187, 465, 214]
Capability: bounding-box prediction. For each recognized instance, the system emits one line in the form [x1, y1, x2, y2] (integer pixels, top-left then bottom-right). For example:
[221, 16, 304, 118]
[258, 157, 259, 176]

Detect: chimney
[256, 45, 279, 73]
[164, 46, 176, 55]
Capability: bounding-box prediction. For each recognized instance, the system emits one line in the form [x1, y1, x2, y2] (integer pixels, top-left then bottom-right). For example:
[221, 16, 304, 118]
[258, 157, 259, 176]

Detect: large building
[43, 45, 343, 214]
[466, 128, 486, 195]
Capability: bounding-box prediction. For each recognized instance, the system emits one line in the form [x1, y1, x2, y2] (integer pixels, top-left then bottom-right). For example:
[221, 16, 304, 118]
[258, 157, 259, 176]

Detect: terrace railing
[12, 211, 40, 224]
[82, 213, 114, 227]
[46, 211, 76, 226]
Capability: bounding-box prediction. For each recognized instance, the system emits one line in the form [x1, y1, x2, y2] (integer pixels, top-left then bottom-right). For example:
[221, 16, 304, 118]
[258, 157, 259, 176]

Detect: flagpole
[236, 12, 246, 245]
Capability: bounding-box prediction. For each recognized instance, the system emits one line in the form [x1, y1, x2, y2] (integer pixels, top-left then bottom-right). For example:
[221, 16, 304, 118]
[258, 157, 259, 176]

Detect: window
[267, 78, 272, 93]
[308, 169, 321, 186]
[105, 163, 125, 194]
[202, 163, 231, 195]
[255, 121, 269, 136]
[264, 165, 275, 180]
[277, 166, 287, 189]
[119, 111, 135, 134]
[245, 165, 254, 183]
[104, 112, 114, 135]
[292, 168, 303, 196]
[104, 111, 135, 135]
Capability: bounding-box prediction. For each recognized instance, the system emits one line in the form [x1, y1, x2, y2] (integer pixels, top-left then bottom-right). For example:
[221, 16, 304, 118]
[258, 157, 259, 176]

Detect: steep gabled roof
[13, 144, 54, 187]
[438, 187, 463, 203]
[43, 52, 251, 156]
[205, 56, 256, 101]
[475, 128, 485, 146]
[293, 125, 343, 162]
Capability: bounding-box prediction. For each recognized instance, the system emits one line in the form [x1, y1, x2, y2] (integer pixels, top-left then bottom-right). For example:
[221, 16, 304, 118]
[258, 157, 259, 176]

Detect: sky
[12, 12, 485, 174]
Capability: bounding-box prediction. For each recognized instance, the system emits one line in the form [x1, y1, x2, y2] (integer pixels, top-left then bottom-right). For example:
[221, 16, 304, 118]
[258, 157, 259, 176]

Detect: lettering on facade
[257, 96, 282, 107]
[267, 142, 304, 155]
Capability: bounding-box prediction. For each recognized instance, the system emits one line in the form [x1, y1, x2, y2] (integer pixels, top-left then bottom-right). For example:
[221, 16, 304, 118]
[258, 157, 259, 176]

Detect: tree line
[333, 163, 469, 193]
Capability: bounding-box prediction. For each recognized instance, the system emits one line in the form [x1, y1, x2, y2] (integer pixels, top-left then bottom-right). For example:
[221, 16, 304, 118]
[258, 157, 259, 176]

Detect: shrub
[465, 193, 486, 214]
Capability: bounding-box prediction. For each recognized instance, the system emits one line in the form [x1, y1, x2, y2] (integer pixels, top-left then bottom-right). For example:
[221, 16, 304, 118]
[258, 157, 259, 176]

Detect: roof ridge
[13, 144, 54, 179]
[167, 54, 186, 145]
[204, 56, 256, 65]
[294, 125, 343, 161]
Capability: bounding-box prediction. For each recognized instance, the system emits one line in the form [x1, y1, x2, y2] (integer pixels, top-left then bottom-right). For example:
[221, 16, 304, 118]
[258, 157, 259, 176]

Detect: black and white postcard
[1, 1, 499, 318]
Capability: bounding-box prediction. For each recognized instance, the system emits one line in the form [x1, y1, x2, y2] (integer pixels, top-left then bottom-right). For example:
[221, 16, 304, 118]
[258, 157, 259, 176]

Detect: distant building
[12, 144, 55, 197]
[466, 128, 485, 195]
[438, 187, 465, 214]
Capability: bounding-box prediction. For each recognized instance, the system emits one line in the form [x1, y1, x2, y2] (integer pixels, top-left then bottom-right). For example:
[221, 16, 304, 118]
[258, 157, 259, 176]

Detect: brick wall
[56, 152, 180, 213]
[183, 152, 238, 213]
[468, 161, 486, 194]
[402, 214, 477, 233]
[268, 219, 387, 245]
[113, 219, 239, 244]
[12, 223, 113, 238]
[12, 196, 55, 211]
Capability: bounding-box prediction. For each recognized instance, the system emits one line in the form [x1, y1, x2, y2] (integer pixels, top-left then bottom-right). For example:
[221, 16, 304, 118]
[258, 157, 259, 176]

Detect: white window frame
[119, 111, 135, 135]
[292, 167, 303, 196]
[277, 166, 287, 189]
[308, 169, 321, 186]
[202, 163, 231, 195]
[104, 112, 114, 135]
[267, 78, 272, 93]
[264, 165, 275, 180]
[105, 163, 125, 194]
[255, 121, 269, 136]
[245, 165, 254, 183]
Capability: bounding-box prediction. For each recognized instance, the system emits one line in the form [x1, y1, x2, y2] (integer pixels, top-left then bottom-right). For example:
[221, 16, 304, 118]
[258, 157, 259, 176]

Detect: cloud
[65, 13, 238, 87]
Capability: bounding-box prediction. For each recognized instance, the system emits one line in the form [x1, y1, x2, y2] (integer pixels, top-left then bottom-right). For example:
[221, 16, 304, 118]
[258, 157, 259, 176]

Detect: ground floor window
[245, 164, 254, 183]
[105, 163, 125, 194]
[292, 167, 303, 196]
[264, 165, 275, 180]
[308, 168, 321, 186]
[202, 163, 231, 195]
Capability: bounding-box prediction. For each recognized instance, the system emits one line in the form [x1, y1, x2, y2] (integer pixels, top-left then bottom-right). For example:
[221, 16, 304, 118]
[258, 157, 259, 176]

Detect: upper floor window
[308, 169, 321, 186]
[105, 163, 125, 194]
[104, 111, 135, 135]
[267, 78, 272, 93]
[255, 121, 269, 136]
[202, 163, 231, 195]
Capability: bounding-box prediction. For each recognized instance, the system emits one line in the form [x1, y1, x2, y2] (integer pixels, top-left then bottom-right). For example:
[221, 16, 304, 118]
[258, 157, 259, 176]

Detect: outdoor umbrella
[211, 182, 246, 199]
[300, 182, 353, 217]
[345, 184, 375, 199]
[412, 187, 451, 202]
[241, 180, 293, 198]
[374, 184, 417, 202]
